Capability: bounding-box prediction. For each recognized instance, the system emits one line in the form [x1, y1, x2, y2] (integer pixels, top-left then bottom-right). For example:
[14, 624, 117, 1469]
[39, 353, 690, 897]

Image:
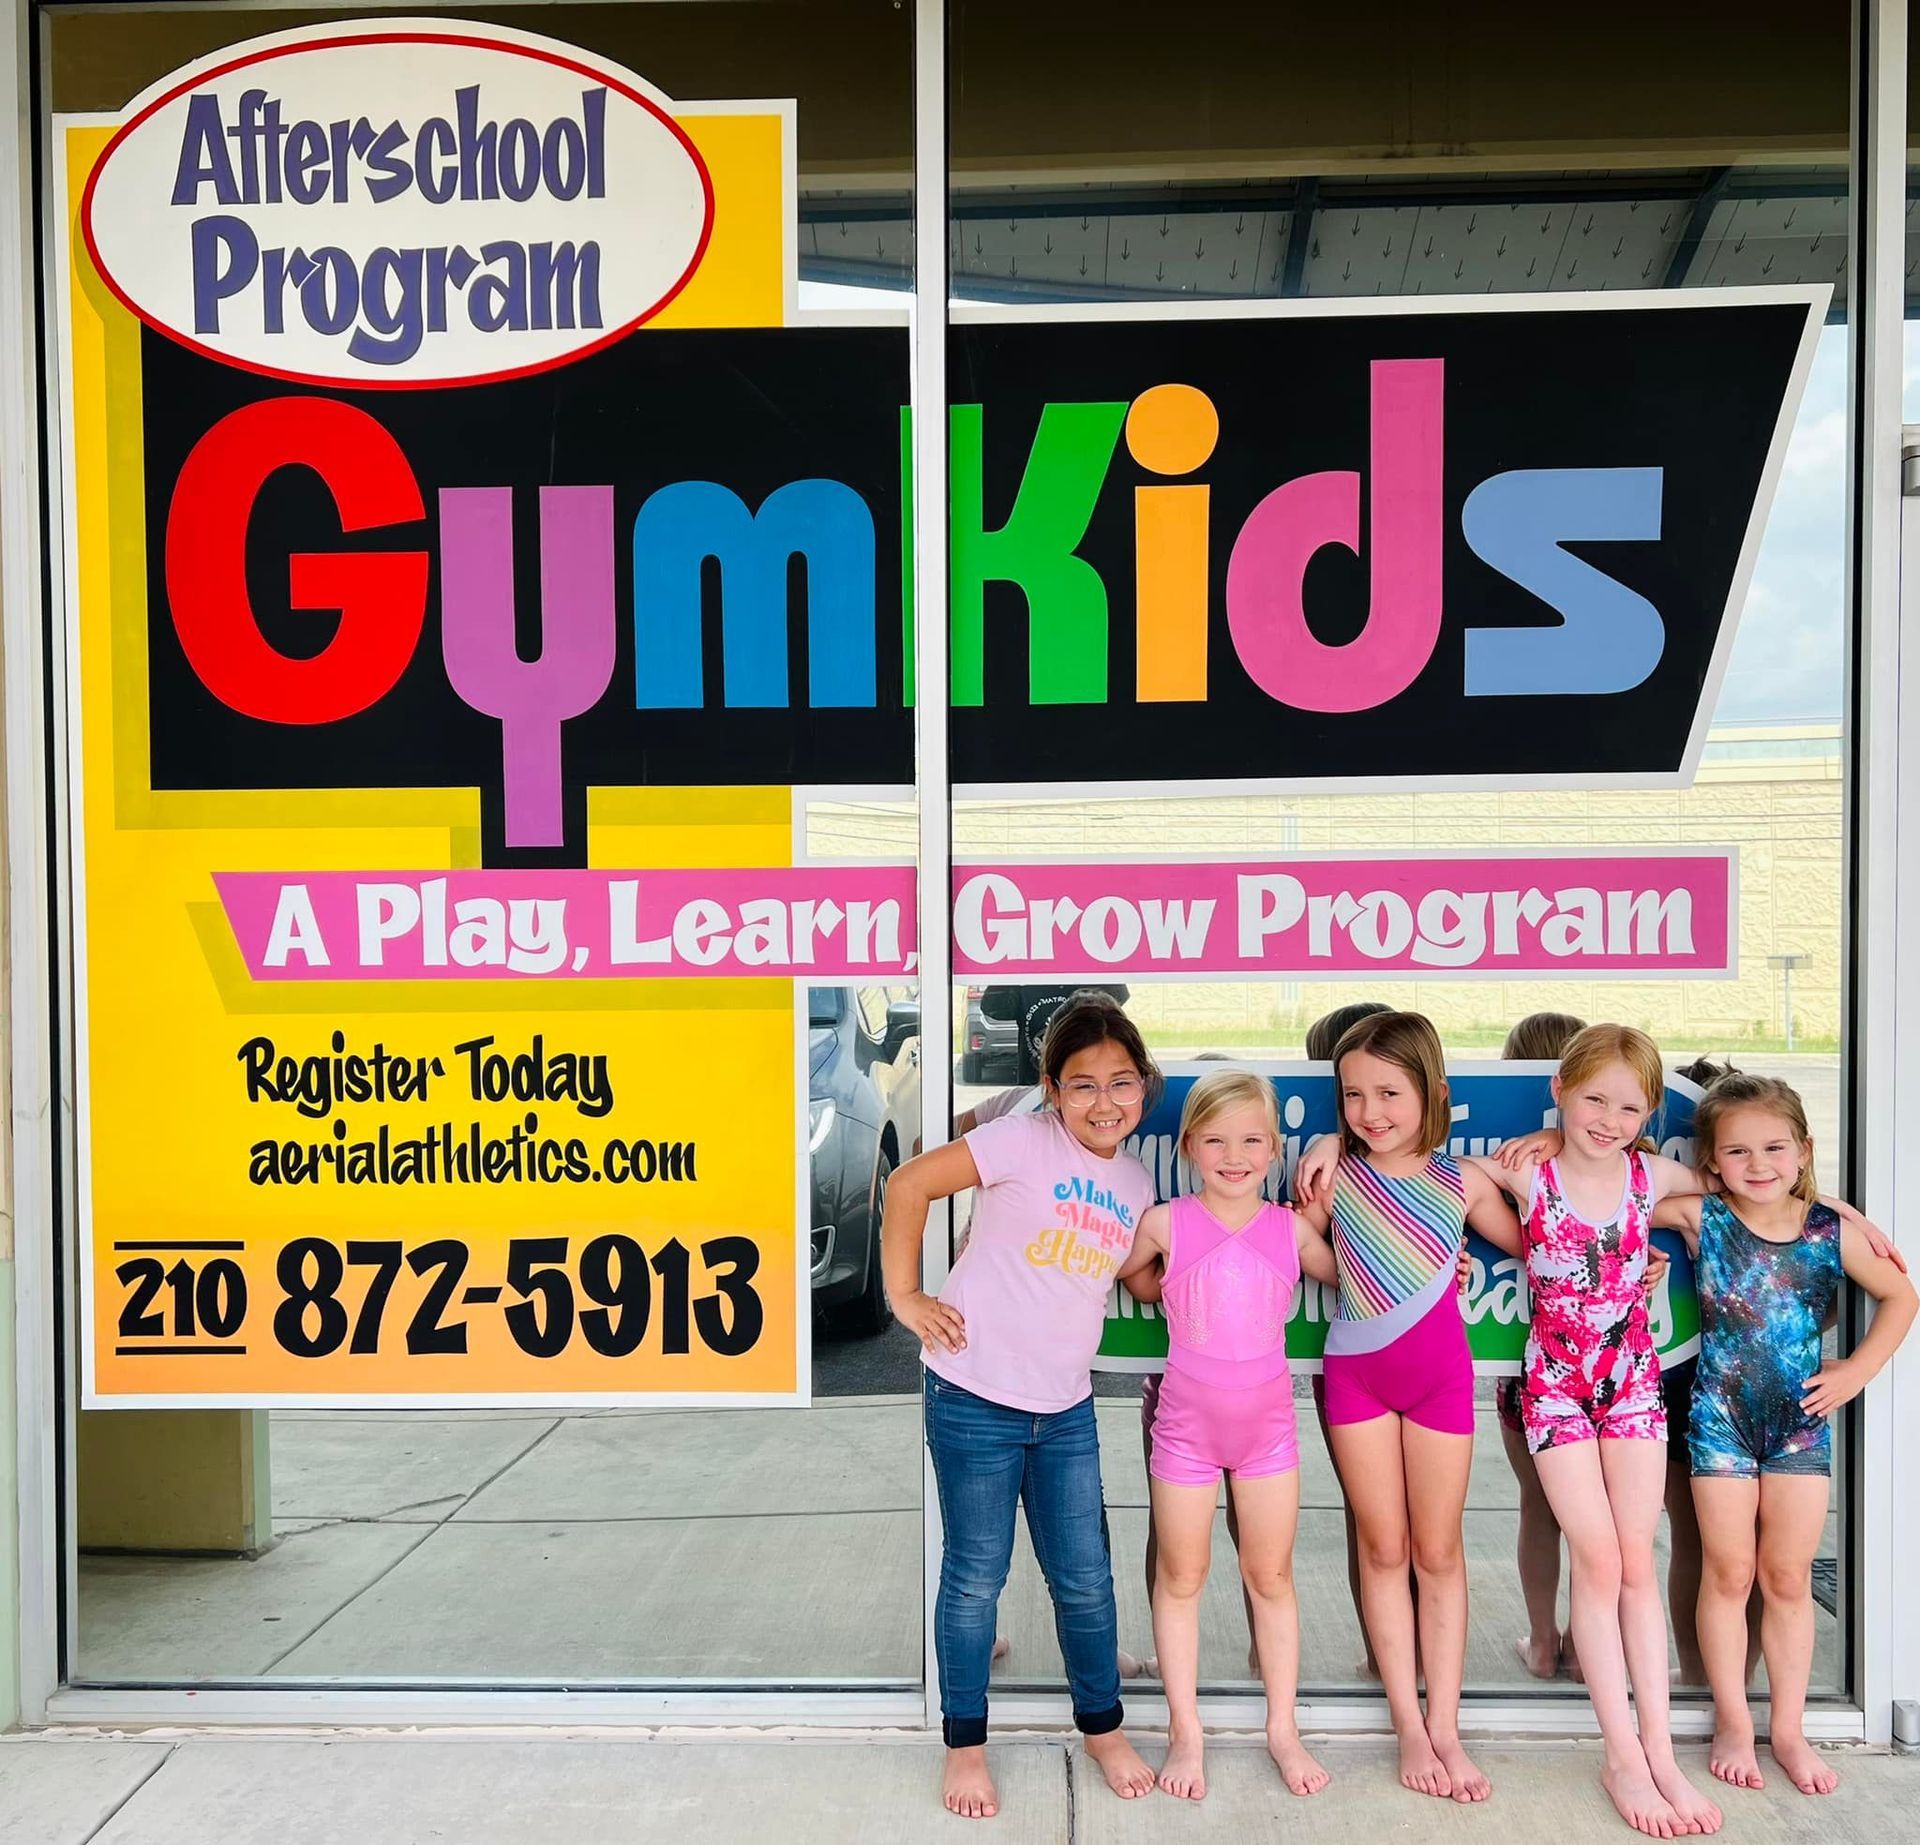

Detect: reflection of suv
[961, 985, 1018, 1084]
[808, 986, 919, 1336]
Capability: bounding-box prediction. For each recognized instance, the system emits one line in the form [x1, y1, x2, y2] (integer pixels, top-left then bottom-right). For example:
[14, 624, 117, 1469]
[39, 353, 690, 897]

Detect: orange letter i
[1126, 384, 1218, 702]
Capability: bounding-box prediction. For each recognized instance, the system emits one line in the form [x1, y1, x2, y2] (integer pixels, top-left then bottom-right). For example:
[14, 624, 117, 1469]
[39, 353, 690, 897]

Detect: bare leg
[1602, 1439, 1721, 1835]
[1223, 1481, 1259, 1674]
[1690, 1476, 1763, 1790]
[1139, 1383, 1159, 1676]
[1405, 1419, 1487, 1801]
[1665, 1453, 1707, 1686]
[1148, 1475, 1216, 1800]
[1228, 1469, 1329, 1795]
[1534, 1441, 1680, 1837]
[1506, 1414, 1566, 1678]
[1316, 1378, 1379, 1676]
[1330, 1412, 1449, 1798]
[1755, 1474, 1838, 1795]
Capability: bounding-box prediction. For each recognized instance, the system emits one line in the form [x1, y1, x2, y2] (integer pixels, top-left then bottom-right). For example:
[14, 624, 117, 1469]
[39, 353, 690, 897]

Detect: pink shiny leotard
[1147, 1195, 1302, 1487]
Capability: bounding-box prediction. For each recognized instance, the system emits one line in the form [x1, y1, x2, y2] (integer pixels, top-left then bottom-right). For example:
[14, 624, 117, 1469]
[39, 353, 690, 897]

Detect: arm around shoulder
[1294, 1207, 1339, 1287]
[1651, 1192, 1704, 1244]
[1461, 1160, 1523, 1257]
[1118, 1202, 1172, 1291]
[1642, 1151, 1710, 1202]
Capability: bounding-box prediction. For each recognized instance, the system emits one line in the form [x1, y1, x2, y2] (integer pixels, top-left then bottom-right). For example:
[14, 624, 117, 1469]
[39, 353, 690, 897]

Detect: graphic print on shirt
[1026, 1173, 1138, 1283]
[1521, 1151, 1666, 1449]
[1689, 1196, 1842, 1476]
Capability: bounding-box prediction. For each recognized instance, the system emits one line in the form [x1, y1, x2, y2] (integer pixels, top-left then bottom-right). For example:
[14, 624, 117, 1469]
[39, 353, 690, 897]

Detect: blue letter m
[632, 480, 877, 708]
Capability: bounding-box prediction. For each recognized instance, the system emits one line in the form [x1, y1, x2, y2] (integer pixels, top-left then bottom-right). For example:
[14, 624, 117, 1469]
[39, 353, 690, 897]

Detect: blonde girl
[1117, 1070, 1338, 1802]
[1494, 1024, 1723, 1838]
[1653, 1073, 1915, 1799]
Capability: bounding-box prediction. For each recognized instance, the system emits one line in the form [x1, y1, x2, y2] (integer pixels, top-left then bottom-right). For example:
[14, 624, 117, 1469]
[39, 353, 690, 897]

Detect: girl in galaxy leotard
[1653, 1074, 1914, 1801]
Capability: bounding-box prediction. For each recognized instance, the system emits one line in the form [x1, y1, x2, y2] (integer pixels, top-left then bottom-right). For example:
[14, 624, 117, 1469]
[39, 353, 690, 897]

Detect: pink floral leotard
[1519, 1150, 1666, 1452]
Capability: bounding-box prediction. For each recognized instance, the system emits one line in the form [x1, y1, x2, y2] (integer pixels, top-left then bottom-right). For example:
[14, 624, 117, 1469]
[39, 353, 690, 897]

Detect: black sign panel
[144, 299, 1814, 862]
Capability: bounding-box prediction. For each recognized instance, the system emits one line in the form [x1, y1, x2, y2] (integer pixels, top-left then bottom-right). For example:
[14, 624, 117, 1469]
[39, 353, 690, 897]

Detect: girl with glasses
[881, 995, 1162, 1819]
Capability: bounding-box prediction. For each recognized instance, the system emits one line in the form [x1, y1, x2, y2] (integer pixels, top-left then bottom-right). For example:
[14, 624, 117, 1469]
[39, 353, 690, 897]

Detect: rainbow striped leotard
[1326, 1151, 1467, 1356]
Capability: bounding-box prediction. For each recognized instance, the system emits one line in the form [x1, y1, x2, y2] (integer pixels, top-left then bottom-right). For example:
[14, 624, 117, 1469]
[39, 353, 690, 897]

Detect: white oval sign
[81, 19, 714, 388]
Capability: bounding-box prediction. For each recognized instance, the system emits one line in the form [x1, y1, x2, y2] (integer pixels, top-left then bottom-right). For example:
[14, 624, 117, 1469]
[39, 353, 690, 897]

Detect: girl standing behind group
[1293, 1011, 1523, 1803]
[1653, 1073, 1915, 1799]
[1116, 1070, 1338, 1802]
[882, 996, 1161, 1820]
[1490, 1011, 1590, 1681]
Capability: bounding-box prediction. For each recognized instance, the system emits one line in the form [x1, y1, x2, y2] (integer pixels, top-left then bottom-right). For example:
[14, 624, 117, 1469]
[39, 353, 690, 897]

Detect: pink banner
[214, 853, 1733, 982]
[950, 854, 1732, 977]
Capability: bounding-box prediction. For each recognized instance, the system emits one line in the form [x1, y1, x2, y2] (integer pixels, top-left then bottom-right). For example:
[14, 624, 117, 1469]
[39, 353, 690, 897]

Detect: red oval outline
[78, 30, 719, 391]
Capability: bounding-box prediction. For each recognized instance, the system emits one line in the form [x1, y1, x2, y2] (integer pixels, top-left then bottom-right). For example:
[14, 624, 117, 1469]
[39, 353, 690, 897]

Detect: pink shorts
[1322, 1289, 1475, 1436]
[1145, 1367, 1300, 1486]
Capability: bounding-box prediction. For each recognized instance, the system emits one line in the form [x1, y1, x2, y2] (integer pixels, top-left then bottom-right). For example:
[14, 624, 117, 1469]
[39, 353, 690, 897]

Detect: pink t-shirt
[924, 1111, 1154, 1414]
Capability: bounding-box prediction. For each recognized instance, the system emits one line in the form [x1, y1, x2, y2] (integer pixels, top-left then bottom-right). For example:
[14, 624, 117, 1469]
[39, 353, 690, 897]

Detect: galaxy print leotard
[1689, 1194, 1842, 1479]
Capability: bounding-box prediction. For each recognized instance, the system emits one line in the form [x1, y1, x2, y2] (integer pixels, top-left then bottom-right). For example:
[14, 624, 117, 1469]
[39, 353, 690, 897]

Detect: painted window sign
[81, 21, 716, 386]
[144, 297, 1820, 851]
[54, 14, 1813, 1411]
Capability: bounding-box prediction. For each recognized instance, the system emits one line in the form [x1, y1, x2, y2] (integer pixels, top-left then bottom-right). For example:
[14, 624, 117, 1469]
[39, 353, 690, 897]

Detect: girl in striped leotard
[1292, 1011, 1522, 1806]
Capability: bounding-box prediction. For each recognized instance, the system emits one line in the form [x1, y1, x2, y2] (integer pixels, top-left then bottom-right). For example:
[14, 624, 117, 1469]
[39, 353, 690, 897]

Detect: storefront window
[946, 0, 1853, 1707]
[34, 0, 1866, 1725]
[51, 0, 920, 1689]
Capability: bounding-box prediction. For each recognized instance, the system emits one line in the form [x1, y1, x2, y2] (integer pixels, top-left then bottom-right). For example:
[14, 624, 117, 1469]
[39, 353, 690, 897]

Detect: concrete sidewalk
[2, 1732, 1912, 1845]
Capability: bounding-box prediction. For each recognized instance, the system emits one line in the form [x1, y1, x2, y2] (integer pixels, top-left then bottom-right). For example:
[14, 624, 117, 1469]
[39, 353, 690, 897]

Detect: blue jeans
[923, 1369, 1123, 1748]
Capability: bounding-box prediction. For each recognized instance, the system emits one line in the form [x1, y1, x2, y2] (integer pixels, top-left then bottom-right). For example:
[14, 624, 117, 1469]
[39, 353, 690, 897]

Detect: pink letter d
[1224, 358, 1443, 714]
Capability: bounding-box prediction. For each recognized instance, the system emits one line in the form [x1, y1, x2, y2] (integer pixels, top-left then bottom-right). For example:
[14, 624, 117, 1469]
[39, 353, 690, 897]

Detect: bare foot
[1267, 1728, 1330, 1796]
[1601, 1760, 1683, 1838]
[1398, 1725, 1452, 1799]
[1116, 1648, 1147, 1680]
[1084, 1729, 1157, 1800]
[1157, 1727, 1206, 1800]
[1650, 1757, 1722, 1834]
[1708, 1724, 1764, 1790]
[990, 1636, 1010, 1664]
[943, 1745, 999, 1820]
[1515, 1632, 1560, 1679]
[1431, 1734, 1491, 1803]
[1768, 1734, 1839, 1796]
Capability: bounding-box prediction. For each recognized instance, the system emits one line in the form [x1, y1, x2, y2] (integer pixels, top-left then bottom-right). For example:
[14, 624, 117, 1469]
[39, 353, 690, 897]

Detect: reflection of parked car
[961, 985, 1018, 1084]
[808, 985, 919, 1336]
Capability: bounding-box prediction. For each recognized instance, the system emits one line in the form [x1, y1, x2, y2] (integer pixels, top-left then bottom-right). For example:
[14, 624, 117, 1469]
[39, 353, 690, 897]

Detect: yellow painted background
[64, 111, 802, 1402]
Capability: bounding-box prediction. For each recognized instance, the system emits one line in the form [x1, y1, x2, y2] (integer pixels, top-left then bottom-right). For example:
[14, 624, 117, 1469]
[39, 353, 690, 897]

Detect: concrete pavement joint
[261, 1418, 563, 1673]
[73, 1740, 175, 1844]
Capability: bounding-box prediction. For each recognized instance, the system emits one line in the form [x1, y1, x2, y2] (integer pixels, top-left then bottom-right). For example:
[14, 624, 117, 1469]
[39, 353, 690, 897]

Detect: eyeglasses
[1058, 1076, 1145, 1109]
